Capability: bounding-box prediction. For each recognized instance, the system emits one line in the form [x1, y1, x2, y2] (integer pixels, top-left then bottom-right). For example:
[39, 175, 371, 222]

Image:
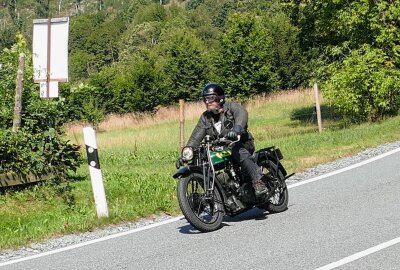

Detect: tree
[85, 17, 125, 73]
[7, 0, 21, 29]
[294, 0, 400, 65]
[158, 28, 213, 102]
[133, 3, 167, 25]
[219, 12, 278, 98]
[118, 21, 162, 61]
[265, 12, 308, 89]
[35, 0, 50, 18]
[324, 45, 400, 122]
[0, 25, 18, 51]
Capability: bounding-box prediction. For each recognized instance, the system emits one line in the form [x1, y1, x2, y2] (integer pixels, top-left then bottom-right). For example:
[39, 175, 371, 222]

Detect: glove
[226, 130, 238, 140]
[175, 158, 184, 169]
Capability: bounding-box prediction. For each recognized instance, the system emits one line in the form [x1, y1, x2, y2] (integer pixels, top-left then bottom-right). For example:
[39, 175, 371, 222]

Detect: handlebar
[214, 135, 241, 148]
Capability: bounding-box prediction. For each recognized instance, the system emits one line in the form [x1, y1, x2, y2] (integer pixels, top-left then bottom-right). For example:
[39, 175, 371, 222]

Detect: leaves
[0, 34, 82, 177]
[324, 45, 400, 121]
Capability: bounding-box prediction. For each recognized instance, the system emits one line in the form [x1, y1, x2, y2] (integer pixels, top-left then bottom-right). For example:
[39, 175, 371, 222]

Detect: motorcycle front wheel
[177, 173, 224, 232]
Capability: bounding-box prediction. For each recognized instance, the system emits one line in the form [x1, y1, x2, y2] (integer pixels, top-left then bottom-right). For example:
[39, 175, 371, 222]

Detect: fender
[255, 147, 288, 177]
[172, 165, 202, 179]
[173, 165, 228, 205]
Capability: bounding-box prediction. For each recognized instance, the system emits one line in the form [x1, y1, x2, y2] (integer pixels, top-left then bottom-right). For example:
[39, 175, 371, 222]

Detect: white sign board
[32, 17, 69, 84]
[40, 81, 59, 98]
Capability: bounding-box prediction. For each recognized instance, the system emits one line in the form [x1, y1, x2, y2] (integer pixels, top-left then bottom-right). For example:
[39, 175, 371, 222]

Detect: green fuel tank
[210, 149, 232, 166]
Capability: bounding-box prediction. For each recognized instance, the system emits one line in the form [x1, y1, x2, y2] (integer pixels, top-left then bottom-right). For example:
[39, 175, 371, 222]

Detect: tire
[177, 173, 224, 232]
[260, 161, 289, 213]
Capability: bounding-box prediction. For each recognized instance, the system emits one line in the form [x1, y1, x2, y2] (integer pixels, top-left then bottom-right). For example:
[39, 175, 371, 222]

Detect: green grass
[1, 89, 400, 250]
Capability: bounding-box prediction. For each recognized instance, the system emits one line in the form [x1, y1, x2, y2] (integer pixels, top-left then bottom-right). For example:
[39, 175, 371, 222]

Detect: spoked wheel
[177, 173, 224, 232]
[260, 161, 289, 213]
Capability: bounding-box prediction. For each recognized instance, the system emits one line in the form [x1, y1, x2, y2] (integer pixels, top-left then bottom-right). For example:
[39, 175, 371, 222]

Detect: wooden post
[12, 53, 26, 132]
[313, 83, 323, 133]
[179, 99, 185, 150]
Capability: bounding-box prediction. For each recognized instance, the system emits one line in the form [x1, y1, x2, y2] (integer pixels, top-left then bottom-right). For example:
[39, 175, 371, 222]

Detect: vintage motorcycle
[173, 134, 293, 232]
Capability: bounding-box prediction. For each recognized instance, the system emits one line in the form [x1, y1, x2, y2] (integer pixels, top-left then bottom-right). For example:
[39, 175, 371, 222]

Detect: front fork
[202, 162, 215, 199]
[202, 137, 216, 198]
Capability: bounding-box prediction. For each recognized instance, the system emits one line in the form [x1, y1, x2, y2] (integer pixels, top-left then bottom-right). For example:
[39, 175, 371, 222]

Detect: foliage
[62, 82, 107, 122]
[293, 0, 400, 64]
[287, 0, 400, 120]
[34, 0, 50, 18]
[265, 12, 309, 89]
[133, 3, 167, 25]
[0, 34, 82, 178]
[80, 96, 105, 127]
[0, 33, 36, 129]
[118, 21, 162, 60]
[85, 17, 125, 72]
[0, 26, 18, 52]
[69, 12, 124, 81]
[324, 45, 400, 122]
[90, 52, 165, 113]
[158, 27, 213, 102]
[2, 0, 400, 123]
[0, 128, 81, 175]
[218, 13, 278, 98]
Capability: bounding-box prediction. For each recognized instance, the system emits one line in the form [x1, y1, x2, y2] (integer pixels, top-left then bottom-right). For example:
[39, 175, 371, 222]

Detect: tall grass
[1, 88, 399, 250]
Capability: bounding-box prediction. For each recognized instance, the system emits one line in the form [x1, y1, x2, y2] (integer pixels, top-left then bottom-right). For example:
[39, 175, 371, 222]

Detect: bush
[324, 45, 400, 122]
[0, 128, 81, 176]
[0, 34, 82, 179]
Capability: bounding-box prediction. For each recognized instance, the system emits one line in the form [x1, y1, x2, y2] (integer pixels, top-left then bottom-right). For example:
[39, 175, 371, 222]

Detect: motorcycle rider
[185, 83, 269, 197]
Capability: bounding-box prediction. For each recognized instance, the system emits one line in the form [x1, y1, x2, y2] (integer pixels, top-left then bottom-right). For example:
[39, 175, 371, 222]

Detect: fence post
[83, 126, 109, 218]
[313, 83, 323, 133]
[179, 99, 185, 150]
[12, 53, 26, 132]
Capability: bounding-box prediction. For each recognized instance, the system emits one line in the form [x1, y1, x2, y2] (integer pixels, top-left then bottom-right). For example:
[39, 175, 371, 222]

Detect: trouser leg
[231, 141, 263, 183]
[232, 140, 269, 197]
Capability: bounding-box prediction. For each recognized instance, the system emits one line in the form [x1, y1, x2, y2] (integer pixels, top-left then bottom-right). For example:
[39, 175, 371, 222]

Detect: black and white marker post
[83, 127, 109, 218]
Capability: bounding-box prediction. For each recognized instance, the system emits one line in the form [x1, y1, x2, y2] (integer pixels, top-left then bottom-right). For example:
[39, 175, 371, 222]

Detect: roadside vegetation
[1, 89, 400, 250]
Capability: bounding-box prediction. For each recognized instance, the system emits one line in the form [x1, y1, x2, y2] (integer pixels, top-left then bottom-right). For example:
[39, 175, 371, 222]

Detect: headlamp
[181, 147, 194, 161]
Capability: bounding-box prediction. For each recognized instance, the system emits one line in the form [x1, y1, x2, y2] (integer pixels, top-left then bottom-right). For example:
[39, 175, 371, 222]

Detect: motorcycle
[173, 134, 294, 232]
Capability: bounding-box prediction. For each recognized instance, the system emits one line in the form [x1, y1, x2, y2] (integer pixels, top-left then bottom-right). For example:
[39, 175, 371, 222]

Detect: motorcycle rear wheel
[177, 173, 224, 232]
[260, 161, 289, 213]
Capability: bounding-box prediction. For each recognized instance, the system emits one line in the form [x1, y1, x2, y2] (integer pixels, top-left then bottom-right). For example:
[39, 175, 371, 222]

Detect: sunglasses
[203, 95, 219, 103]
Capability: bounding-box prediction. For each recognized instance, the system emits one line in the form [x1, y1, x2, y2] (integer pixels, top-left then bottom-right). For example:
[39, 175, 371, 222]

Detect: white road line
[288, 147, 400, 189]
[315, 236, 400, 270]
[1, 146, 400, 267]
[0, 216, 184, 267]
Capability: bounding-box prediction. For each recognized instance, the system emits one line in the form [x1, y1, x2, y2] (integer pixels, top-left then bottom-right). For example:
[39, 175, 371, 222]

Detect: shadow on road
[178, 208, 270, 234]
[178, 223, 231, 234]
[223, 208, 269, 222]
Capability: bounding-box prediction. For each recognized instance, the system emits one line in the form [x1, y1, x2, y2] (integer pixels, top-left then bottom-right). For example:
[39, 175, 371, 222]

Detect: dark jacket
[186, 101, 254, 148]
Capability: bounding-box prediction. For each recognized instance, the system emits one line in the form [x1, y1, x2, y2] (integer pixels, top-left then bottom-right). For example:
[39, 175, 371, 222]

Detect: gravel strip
[1, 140, 400, 263]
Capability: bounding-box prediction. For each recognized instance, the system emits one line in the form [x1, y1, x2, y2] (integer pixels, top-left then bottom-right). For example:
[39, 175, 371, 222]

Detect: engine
[216, 170, 255, 214]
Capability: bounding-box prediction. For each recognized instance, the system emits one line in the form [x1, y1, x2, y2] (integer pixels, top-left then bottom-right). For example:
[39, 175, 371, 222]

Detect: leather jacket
[186, 101, 254, 148]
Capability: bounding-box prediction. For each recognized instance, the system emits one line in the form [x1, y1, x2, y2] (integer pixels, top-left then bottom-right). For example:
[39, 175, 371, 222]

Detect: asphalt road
[2, 149, 400, 270]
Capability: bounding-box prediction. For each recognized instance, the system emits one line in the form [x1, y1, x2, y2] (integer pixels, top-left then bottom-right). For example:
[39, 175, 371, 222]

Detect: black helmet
[201, 83, 225, 105]
[202, 83, 224, 97]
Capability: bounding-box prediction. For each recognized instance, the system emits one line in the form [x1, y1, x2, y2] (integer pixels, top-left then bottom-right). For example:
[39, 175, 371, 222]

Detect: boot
[253, 178, 269, 197]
